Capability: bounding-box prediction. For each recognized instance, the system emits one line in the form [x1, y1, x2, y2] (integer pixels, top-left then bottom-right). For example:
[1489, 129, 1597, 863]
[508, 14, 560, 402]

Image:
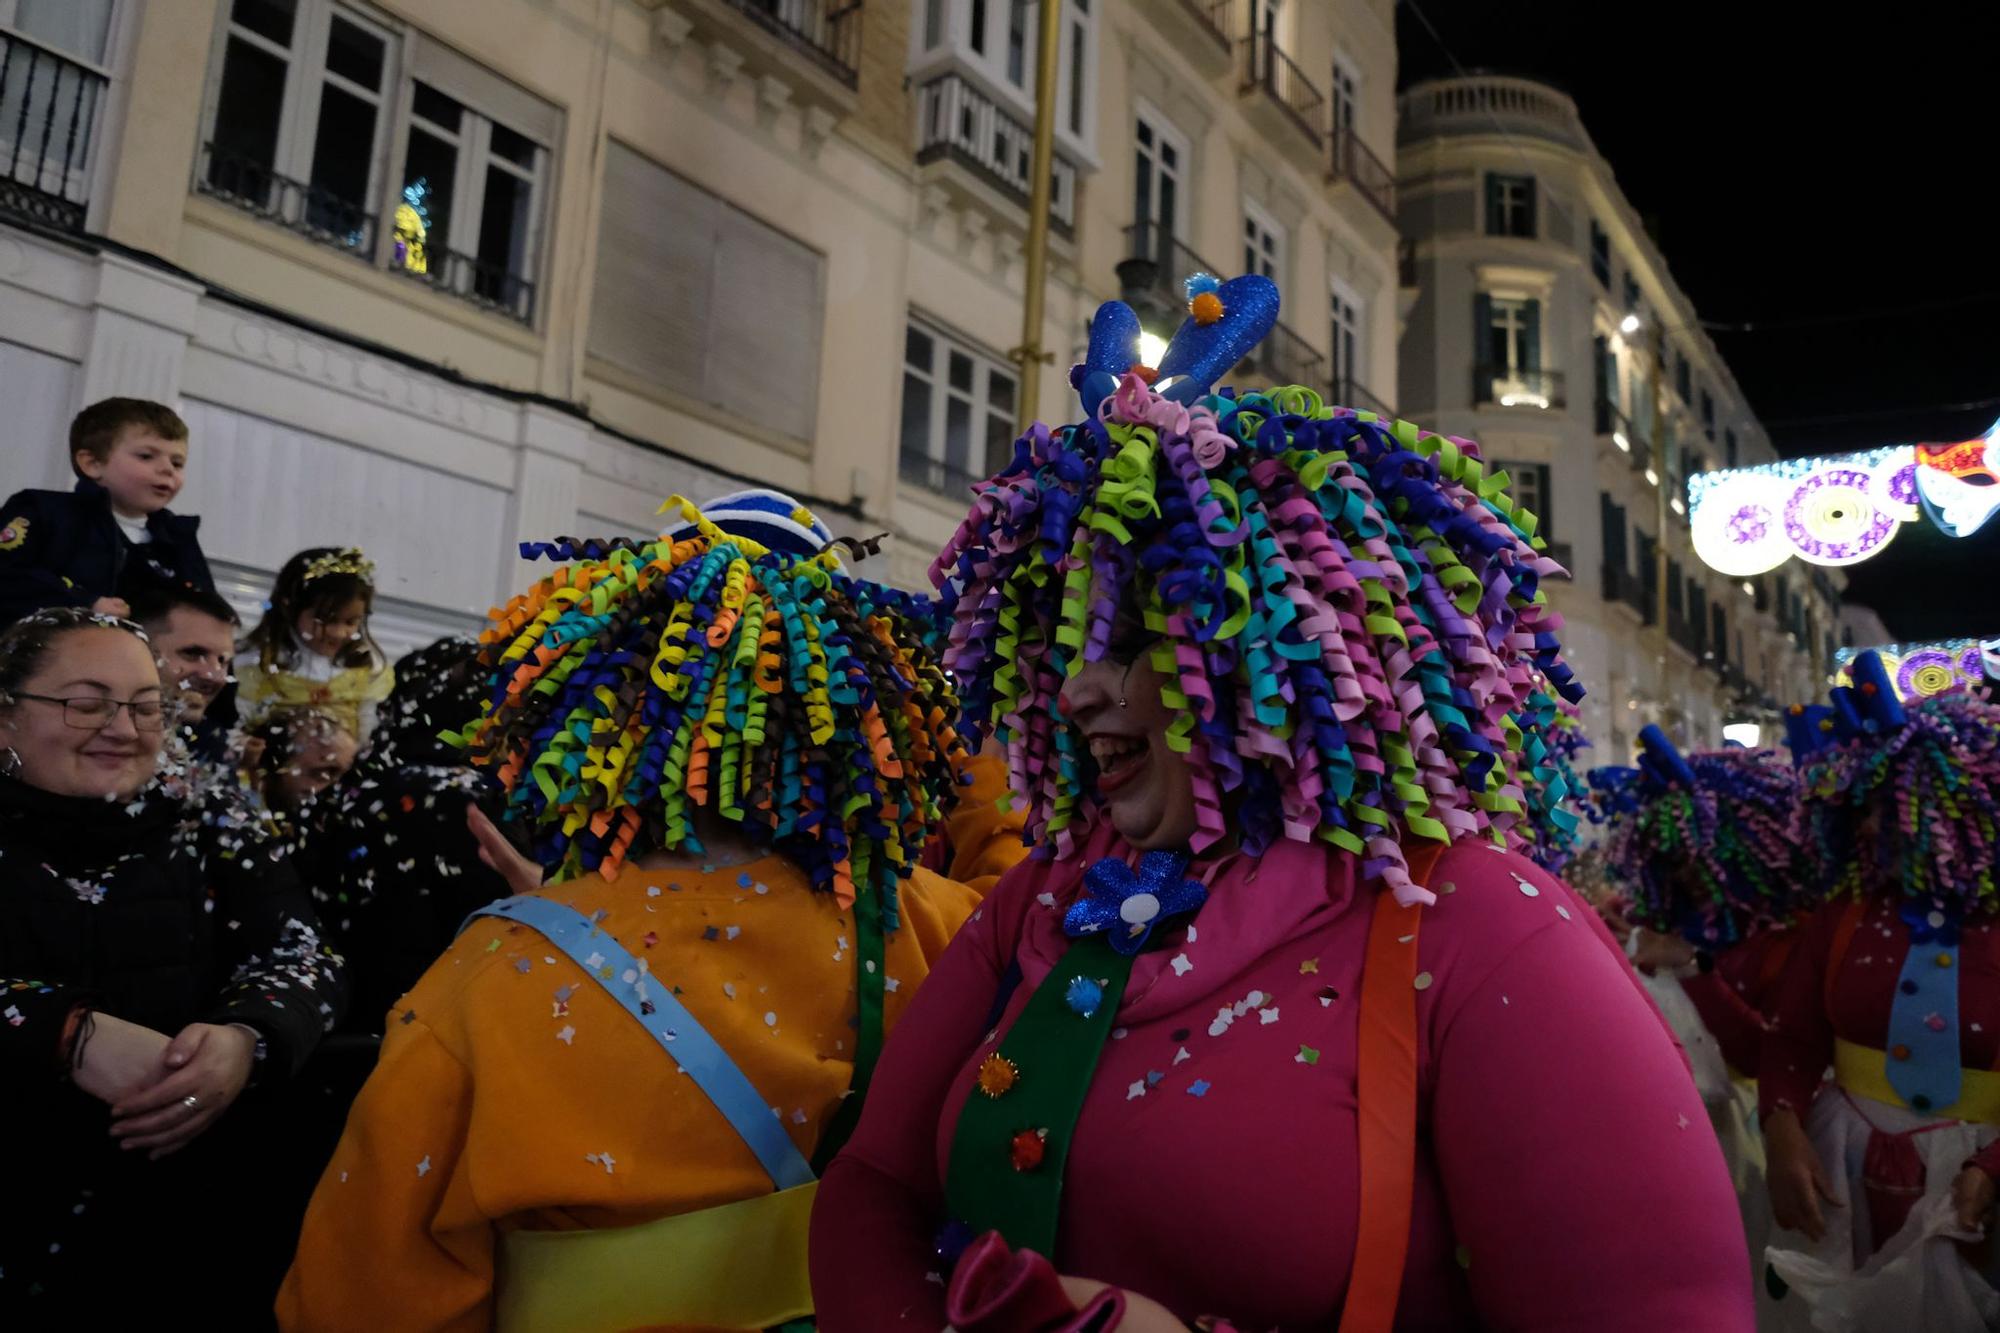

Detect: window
[0, 0, 115, 62]
[202, 0, 395, 252]
[1243, 202, 1283, 282]
[922, 0, 943, 48]
[1066, 0, 1088, 137]
[1475, 293, 1541, 377]
[899, 320, 1018, 495]
[1588, 218, 1610, 288]
[1330, 51, 1359, 137]
[1485, 173, 1535, 238]
[1133, 108, 1186, 242]
[1622, 271, 1640, 314]
[1005, 0, 1027, 86]
[1700, 390, 1715, 439]
[1711, 602, 1728, 664]
[970, 0, 987, 54]
[958, 0, 1094, 148]
[1674, 352, 1691, 402]
[1251, 0, 1284, 40]
[1724, 428, 1738, 468]
[1600, 492, 1628, 571]
[589, 142, 824, 443]
[200, 6, 555, 322]
[1329, 280, 1362, 400]
[1501, 461, 1552, 532]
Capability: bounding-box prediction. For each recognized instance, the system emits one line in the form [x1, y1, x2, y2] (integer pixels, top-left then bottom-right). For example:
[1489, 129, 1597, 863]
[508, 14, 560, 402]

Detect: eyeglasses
[12, 693, 175, 731]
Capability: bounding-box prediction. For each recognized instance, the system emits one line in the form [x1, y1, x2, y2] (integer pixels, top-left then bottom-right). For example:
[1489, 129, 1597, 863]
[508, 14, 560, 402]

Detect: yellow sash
[494, 1181, 817, 1333]
[1833, 1038, 2000, 1126]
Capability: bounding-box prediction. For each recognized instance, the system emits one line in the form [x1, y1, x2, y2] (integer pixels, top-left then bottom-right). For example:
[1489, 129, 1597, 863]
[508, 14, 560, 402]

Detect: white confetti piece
[1111, 1026, 1127, 1039]
[1676, 1113, 1690, 1130]
[755, 881, 770, 895]
[1413, 971, 1434, 991]
[1260, 1007, 1280, 1025]
[585, 951, 606, 969]
[1173, 1045, 1191, 1064]
[416, 1156, 432, 1177]
[556, 1025, 576, 1045]
[1397, 933, 1414, 944]
[340, 1171, 348, 1183]
[1556, 905, 1572, 921]
[646, 886, 662, 897]
[763, 1012, 777, 1027]
[1127, 1080, 1147, 1100]
[723, 982, 736, 999]
[1170, 953, 1193, 976]
[885, 977, 901, 993]
[1186, 926, 1198, 943]
[1513, 874, 1539, 898]
[792, 1108, 808, 1124]
[726, 926, 741, 940]
[1036, 892, 1058, 908]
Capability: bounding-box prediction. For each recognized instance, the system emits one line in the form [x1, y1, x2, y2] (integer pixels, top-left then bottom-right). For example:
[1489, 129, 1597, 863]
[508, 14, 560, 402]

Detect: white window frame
[1486, 292, 1535, 376]
[926, 0, 1097, 155]
[1133, 100, 1188, 238]
[901, 318, 1019, 491]
[1250, 0, 1287, 43]
[199, 0, 397, 224]
[1243, 198, 1285, 285]
[392, 83, 546, 315]
[1329, 49, 1360, 138]
[1328, 274, 1363, 397]
[1489, 172, 1534, 238]
[0, 0, 118, 69]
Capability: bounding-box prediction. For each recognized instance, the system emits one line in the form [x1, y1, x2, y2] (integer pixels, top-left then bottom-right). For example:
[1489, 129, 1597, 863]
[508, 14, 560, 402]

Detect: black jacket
[0, 775, 345, 1311]
[0, 479, 213, 624]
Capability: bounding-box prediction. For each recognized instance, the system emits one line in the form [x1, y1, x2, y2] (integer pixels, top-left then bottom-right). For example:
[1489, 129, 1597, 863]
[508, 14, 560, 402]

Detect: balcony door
[1132, 106, 1186, 270]
[1329, 278, 1362, 404]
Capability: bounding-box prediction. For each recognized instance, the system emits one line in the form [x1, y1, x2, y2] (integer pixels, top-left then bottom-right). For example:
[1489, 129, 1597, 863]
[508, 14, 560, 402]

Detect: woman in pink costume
[807, 277, 1751, 1332]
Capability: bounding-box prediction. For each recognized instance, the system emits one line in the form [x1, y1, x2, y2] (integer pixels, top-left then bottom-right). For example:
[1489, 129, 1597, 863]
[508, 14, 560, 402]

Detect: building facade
[1395, 74, 1841, 759]
[0, 0, 1401, 654]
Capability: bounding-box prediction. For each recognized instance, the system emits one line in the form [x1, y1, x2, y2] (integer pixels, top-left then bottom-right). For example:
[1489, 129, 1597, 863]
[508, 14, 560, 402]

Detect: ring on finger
[182, 1094, 200, 1111]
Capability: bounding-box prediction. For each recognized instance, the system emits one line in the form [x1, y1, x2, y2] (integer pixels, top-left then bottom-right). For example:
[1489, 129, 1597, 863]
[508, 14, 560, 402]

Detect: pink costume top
[810, 826, 1753, 1331]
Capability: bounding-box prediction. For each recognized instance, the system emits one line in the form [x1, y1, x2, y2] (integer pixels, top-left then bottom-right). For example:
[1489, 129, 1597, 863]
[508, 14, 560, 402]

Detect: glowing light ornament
[1689, 421, 2000, 576]
[1833, 638, 1999, 702]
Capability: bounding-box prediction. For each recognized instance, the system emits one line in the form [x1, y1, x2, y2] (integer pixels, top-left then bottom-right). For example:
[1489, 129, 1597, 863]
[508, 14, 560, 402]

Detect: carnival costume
[1760, 651, 2000, 1329]
[280, 493, 984, 1331]
[809, 276, 1750, 1331]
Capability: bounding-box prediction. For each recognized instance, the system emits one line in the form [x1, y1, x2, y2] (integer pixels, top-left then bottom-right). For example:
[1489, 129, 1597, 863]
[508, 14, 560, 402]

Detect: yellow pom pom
[1190, 291, 1225, 325]
[791, 505, 815, 527]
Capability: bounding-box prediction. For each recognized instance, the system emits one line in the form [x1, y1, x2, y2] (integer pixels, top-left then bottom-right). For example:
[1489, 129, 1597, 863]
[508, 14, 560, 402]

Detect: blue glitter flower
[1064, 851, 1207, 956]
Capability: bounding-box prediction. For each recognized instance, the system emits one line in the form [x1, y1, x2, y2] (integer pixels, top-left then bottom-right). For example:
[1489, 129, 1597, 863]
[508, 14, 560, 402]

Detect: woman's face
[297, 597, 367, 659]
[1057, 615, 1199, 850]
[1, 628, 164, 800]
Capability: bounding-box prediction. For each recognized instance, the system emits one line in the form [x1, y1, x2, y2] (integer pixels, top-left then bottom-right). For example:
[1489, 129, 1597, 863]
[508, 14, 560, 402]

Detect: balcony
[1327, 128, 1394, 225]
[915, 73, 1076, 237]
[1330, 377, 1395, 420]
[1473, 365, 1566, 411]
[1398, 74, 1587, 152]
[1668, 607, 1705, 659]
[1237, 24, 1323, 148]
[1118, 221, 1221, 333]
[0, 30, 107, 233]
[1601, 562, 1651, 622]
[1237, 317, 1324, 390]
[392, 242, 536, 326]
[1157, 0, 1233, 73]
[900, 446, 986, 500]
[197, 142, 377, 257]
[646, 0, 861, 105]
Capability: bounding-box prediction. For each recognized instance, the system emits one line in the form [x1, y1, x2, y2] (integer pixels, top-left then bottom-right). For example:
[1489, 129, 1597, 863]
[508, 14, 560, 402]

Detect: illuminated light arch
[1832, 637, 1999, 701]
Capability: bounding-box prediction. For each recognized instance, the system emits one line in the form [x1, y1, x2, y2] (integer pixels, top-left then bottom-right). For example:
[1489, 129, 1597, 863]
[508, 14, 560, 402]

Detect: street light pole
[1013, 0, 1064, 435]
[1649, 317, 1672, 718]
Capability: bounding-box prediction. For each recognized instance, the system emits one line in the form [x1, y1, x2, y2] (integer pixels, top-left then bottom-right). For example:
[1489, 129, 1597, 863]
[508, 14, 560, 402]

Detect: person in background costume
[809, 275, 1751, 1332]
[1761, 654, 2000, 1328]
[280, 491, 985, 1331]
[235, 547, 393, 742]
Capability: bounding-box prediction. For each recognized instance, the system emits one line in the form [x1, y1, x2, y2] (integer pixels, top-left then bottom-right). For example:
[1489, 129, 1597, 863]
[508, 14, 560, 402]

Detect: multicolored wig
[929, 276, 1582, 906]
[1790, 650, 2000, 914]
[453, 495, 971, 933]
[1520, 695, 1588, 874]
[1596, 727, 1807, 947]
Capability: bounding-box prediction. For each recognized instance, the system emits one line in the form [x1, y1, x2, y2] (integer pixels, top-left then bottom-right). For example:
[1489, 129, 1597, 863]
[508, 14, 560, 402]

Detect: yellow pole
[1013, 0, 1064, 435]
[1650, 319, 1672, 715]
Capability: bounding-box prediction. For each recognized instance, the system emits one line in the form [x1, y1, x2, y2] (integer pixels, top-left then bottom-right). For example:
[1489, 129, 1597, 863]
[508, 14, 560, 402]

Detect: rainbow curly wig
[454, 495, 970, 932]
[1597, 738, 1808, 947]
[930, 279, 1582, 906]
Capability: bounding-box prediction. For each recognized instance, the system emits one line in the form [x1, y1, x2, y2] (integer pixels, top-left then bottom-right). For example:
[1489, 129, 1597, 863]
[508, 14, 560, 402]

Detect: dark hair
[70, 398, 189, 480]
[241, 548, 385, 672]
[126, 584, 241, 632]
[246, 708, 350, 806]
[0, 608, 151, 704]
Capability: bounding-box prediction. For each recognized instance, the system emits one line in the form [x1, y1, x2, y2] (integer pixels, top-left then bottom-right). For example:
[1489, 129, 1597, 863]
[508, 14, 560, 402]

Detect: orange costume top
[924, 750, 1030, 895]
[278, 855, 980, 1332]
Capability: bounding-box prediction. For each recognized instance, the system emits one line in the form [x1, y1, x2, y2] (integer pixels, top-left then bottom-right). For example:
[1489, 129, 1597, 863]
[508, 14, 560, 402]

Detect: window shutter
[1521, 300, 1541, 372]
[1473, 292, 1492, 363]
[709, 208, 824, 443]
[1522, 180, 1537, 236]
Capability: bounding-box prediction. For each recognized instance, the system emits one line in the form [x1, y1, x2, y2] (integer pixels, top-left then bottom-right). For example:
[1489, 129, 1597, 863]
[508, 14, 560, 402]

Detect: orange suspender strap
[1336, 841, 1444, 1333]
[1823, 900, 1866, 1018]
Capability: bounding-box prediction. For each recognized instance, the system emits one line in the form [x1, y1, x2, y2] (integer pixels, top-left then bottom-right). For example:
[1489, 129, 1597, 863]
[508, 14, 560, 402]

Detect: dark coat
[0, 479, 213, 624]
[0, 775, 345, 1317]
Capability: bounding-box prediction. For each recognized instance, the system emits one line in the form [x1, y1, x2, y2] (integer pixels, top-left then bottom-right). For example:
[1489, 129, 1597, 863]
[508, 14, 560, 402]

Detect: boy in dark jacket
[0, 397, 214, 625]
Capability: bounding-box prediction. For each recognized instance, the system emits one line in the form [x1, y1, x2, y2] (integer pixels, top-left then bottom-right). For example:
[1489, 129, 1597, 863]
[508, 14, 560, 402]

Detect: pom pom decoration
[452, 493, 971, 935]
[929, 288, 1581, 907]
[1189, 291, 1225, 326]
[1594, 739, 1810, 948]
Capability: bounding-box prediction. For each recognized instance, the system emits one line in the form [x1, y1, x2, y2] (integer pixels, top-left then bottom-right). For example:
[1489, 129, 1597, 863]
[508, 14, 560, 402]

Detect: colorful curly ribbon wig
[1519, 695, 1587, 874]
[1598, 746, 1808, 948]
[931, 292, 1582, 907]
[453, 496, 971, 934]
[1800, 689, 2000, 915]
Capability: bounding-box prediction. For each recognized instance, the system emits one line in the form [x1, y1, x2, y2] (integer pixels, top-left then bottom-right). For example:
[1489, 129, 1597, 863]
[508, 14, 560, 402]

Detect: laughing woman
[808, 280, 1753, 1332]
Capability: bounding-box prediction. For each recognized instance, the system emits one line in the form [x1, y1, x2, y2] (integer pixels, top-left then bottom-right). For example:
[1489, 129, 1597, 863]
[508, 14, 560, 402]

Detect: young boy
[0, 397, 213, 625]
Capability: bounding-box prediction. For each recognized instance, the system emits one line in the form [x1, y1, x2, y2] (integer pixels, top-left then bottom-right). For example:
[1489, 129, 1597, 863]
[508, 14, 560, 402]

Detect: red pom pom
[1009, 1128, 1046, 1172]
[1127, 362, 1160, 384]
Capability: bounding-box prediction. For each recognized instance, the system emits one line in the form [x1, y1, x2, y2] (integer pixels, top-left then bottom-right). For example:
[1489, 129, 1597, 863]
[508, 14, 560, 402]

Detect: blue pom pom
[1065, 974, 1105, 1018]
[1184, 272, 1223, 299]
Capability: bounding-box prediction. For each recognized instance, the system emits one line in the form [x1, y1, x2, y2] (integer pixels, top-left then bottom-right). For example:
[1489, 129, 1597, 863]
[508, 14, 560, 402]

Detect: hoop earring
[1117, 697, 1127, 710]
[0, 746, 20, 779]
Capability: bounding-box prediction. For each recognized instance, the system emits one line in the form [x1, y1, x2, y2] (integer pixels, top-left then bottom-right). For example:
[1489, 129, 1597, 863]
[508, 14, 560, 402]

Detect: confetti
[723, 982, 736, 999]
[1186, 926, 1198, 943]
[1173, 1046, 1191, 1065]
[416, 1156, 432, 1177]
[1036, 892, 1058, 908]
[556, 1025, 576, 1045]
[1513, 874, 1540, 898]
[1187, 1080, 1211, 1098]
[1413, 971, 1434, 991]
[1170, 953, 1193, 977]
[1296, 1044, 1320, 1065]
[738, 872, 754, 888]
[513, 959, 531, 974]
[703, 926, 720, 941]
[763, 1011, 777, 1027]
[1299, 958, 1319, 974]
[1127, 1080, 1147, 1100]
[885, 977, 901, 993]
[1259, 1007, 1280, 1025]
[646, 886, 662, 897]
[584, 1151, 616, 1174]
[1556, 905, 1572, 920]
[1317, 986, 1339, 1007]
[725, 926, 741, 940]
[1146, 1070, 1164, 1086]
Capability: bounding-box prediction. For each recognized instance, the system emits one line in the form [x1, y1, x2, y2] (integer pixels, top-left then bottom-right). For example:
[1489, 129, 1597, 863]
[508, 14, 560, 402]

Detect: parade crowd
[3, 278, 1998, 1332]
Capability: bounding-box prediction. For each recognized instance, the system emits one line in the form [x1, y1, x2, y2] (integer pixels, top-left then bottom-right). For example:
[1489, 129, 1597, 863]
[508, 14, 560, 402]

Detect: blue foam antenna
[1156, 274, 1281, 404]
[1782, 704, 1839, 767]
[1848, 650, 1908, 731]
[1636, 724, 1698, 790]
[1071, 301, 1143, 418]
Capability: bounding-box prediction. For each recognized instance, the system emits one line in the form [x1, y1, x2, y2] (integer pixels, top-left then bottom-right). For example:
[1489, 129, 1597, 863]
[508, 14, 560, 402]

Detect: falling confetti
[1299, 958, 1319, 974]
[1170, 953, 1193, 977]
[1127, 1080, 1147, 1100]
[1187, 1080, 1211, 1098]
[1296, 1045, 1320, 1065]
[1173, 1046, 1191, 1065]
[1259, 1007, 1280, 1025]
[556, 1025, 576, 1045]
[416, 1156, 432, 1177]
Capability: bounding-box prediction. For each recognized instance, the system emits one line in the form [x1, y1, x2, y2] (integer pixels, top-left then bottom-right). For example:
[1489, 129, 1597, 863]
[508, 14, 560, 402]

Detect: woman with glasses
[0, 608, 345, 1322]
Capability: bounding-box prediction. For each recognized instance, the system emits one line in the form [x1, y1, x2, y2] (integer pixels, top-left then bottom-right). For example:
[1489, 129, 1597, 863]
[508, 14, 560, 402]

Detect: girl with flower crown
[1759, 655, 2000, 1328]
[808, 280, 1752, 1332]
[235, 546, 394, 742]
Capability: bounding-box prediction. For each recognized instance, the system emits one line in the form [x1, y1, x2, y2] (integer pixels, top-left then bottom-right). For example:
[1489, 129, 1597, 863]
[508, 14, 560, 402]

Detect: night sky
[1396, 2, 2000, 641]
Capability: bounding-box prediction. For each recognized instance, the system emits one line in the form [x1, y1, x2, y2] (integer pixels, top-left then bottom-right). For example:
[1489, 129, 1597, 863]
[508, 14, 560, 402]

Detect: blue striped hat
[663, 488, 834, 560]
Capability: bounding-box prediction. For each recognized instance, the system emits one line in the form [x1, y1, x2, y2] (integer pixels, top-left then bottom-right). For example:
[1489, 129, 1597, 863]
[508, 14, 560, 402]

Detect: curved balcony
[0, 30, 106, 232]
[1397, 74, 1587, 151]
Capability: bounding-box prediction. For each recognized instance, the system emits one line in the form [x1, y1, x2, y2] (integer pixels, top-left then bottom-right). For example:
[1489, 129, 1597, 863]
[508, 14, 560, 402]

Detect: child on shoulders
[235, 548, 394, 743]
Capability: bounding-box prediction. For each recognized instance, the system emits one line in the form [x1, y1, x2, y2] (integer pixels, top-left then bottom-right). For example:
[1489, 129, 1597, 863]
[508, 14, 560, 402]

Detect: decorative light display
[1688, 419, 2000, 576]
[1832, 637, 2000, 701]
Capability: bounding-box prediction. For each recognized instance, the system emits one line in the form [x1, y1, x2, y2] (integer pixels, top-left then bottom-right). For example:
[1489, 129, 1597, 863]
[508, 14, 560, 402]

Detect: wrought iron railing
[1668, 607, 1705, 658]
[1331, 377, 1395, 420]
[1327, 128, 1393, 223]
[1473, 365, 1566, 410]
[900, 446, 986, 498]
[915, 74, 1076, 234]
[197, 142, 377, 256]
[719, 0, 862, 88]
[1601, 561, 1651, 621]
[1240, 26, 1323, 146]
[1118, 221, 1221, 328]
[1239, 316, 1323, 389]
[0, 30, 106, 232]
[393, 243, 536, 325]
[1179, 0, 1233, 51]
